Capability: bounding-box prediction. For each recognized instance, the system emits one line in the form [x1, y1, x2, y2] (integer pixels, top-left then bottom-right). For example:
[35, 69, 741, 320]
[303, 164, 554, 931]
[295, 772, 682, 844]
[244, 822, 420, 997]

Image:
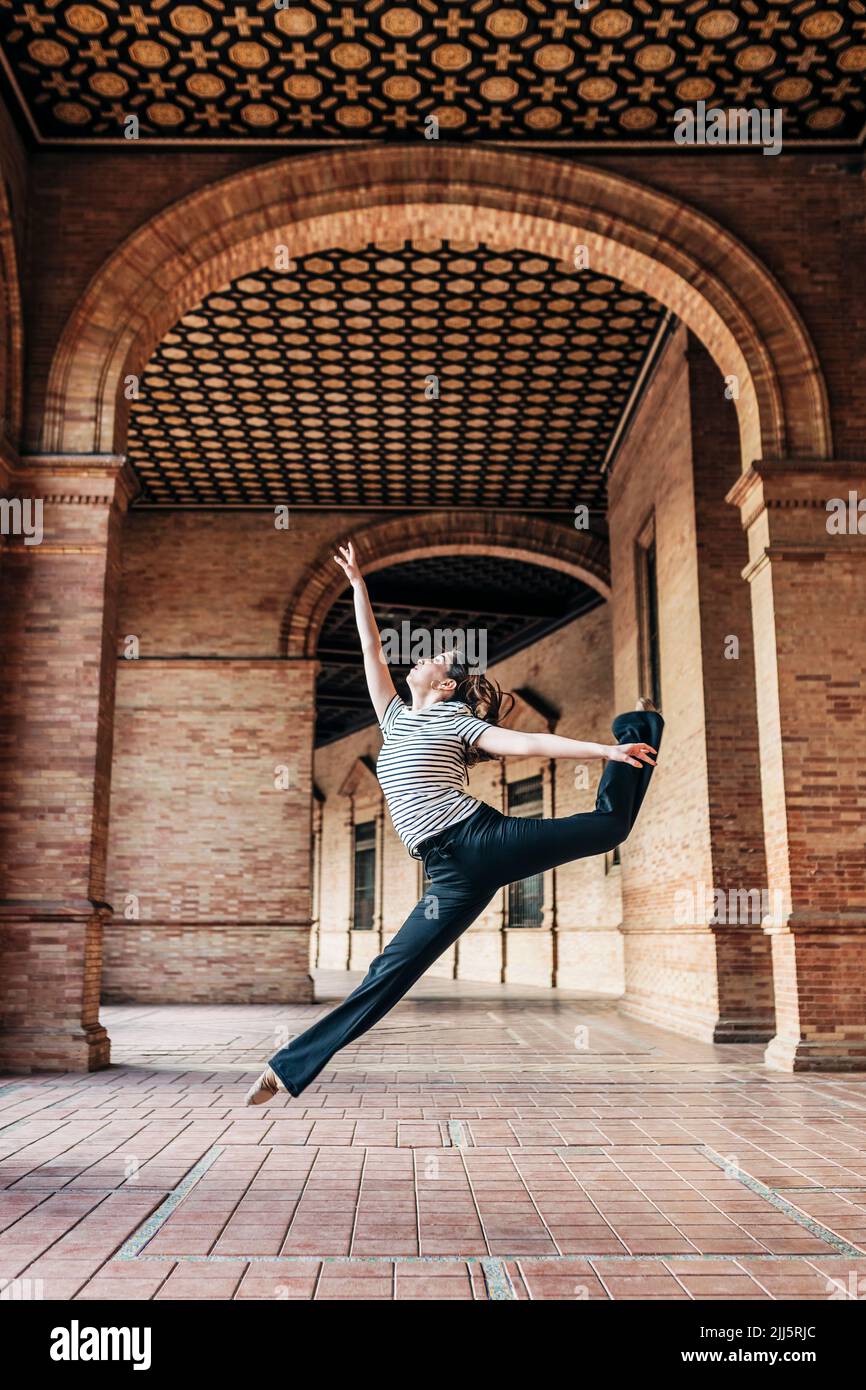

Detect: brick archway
[43, 147, 830, 468]
[281, 512, 610, 659]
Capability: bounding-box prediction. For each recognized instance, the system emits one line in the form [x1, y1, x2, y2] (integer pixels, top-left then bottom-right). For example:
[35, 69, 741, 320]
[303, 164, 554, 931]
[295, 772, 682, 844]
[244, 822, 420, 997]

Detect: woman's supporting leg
[267, 872, 494, 1096]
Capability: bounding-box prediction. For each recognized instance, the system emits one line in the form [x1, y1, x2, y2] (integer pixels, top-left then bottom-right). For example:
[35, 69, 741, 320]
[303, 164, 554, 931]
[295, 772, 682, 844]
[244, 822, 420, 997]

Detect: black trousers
[268, 709, 663, 1096]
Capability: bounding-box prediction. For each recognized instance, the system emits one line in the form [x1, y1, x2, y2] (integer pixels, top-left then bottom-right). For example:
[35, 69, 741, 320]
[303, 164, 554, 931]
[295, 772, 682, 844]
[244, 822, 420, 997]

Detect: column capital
[13, 453, 139, 510]
[726, 459, 866, 527]
[727, 459, 866, 567]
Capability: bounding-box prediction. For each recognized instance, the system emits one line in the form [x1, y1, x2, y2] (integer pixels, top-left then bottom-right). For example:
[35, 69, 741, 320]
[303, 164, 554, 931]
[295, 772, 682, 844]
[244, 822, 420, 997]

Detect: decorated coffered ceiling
[1, 0, 863, 145]
[127, 238, 668, 508]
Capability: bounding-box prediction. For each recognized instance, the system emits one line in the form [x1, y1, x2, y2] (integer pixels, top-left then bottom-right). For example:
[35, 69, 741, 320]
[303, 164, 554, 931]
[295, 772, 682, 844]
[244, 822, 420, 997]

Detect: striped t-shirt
[376, 694, 490, 857]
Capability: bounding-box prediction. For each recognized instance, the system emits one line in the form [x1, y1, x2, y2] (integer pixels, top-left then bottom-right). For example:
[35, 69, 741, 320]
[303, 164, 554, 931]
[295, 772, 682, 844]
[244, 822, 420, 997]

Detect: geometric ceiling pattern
[1, 0, 864, 145]
[127, 240, 668, 509]
[315, 553, 604, 745]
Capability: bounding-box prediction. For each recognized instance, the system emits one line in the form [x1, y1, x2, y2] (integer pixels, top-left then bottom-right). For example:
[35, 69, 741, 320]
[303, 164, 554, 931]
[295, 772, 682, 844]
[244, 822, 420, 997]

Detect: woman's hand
[606, 742, 657, 768]
[333, 539, 363, 585]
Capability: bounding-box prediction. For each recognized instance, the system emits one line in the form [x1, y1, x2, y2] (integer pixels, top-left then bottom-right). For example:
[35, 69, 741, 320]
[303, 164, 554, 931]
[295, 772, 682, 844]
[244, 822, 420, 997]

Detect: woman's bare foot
[244, 1065, 289, 1106]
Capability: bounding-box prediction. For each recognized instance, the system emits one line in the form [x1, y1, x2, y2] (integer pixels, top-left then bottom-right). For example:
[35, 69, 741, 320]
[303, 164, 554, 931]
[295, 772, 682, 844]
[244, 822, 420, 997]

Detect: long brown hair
[444, 649, 515, 767]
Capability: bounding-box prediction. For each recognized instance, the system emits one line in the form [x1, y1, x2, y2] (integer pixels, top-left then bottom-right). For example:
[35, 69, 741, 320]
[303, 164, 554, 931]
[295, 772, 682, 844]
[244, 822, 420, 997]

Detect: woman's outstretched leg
[608, 706, 664, 833]
[461, 706, 664, 887]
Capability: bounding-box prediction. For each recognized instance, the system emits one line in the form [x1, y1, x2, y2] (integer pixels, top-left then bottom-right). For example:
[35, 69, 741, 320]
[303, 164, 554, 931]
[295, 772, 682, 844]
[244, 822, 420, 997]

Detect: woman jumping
[246, 540, 663, 1104]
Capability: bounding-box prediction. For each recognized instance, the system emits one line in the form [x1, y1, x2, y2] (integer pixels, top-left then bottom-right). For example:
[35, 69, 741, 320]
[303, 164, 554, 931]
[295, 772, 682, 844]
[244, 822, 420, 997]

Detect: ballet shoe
[244, 1065, 289, 1106]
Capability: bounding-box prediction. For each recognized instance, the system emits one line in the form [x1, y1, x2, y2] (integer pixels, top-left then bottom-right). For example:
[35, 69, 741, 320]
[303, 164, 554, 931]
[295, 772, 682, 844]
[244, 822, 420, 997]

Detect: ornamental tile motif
[127, 240, 666, 507]
[1, 0, 863, 143]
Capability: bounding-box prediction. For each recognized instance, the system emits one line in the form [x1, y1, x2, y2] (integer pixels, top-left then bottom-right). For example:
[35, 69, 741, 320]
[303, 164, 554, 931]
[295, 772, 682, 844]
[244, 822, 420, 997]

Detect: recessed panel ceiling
[127, 239, 667, 509]
[1, 0, 863, 145]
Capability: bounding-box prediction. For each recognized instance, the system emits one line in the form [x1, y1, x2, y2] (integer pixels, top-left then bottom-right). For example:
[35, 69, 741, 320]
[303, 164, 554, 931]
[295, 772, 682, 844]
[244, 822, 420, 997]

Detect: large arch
[281, 511, 611, 659]
[42, 147, 831, 467]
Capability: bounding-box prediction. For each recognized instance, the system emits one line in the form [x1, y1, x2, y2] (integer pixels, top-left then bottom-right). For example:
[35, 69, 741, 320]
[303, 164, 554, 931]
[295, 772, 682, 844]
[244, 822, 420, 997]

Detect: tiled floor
[2, 973, 866, 1301]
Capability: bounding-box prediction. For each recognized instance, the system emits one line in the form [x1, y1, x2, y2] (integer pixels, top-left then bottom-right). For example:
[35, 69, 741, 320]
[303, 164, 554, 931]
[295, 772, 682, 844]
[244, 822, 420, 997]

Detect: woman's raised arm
[333, 540, 398, 722]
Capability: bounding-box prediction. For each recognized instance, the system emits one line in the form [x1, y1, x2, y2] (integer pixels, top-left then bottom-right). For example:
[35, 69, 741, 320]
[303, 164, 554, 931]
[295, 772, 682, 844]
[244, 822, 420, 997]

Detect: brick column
[688, 340, 775, 1042]
[0, 454, 135, 1072]
[728, 461, 866, 1071]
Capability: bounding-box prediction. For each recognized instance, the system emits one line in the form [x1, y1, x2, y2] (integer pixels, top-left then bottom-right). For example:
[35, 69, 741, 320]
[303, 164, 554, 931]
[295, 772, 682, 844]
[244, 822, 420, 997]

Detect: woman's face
[406, 650, 457, 698]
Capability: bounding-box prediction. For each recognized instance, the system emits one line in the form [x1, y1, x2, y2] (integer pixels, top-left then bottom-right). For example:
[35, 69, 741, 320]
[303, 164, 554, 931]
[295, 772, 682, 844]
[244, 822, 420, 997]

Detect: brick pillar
[688, 339, 775, 1041]
[0, 454, 135, 1072]
[728, 461, 866, 1071]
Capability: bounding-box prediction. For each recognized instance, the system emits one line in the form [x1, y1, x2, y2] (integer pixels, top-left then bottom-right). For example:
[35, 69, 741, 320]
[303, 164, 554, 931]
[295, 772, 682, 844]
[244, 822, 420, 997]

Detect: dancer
[246, 540, 663, 1104]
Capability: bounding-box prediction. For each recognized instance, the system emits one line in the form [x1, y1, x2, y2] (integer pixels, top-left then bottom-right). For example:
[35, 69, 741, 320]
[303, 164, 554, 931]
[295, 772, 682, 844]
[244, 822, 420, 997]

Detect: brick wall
[609, 325, 712, 881]
[5, 123, 863, 1066]
[103, 659, 316, 1004]
[115, 507, 355, 655]
[107, 507, 617, 1002]
[608, 324, 773, 1042]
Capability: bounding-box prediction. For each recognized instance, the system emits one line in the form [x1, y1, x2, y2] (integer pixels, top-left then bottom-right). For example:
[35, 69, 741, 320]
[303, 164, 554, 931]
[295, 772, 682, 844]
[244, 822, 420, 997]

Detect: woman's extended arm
[475, 725, 657, 769]
[333, 540, 398, 722]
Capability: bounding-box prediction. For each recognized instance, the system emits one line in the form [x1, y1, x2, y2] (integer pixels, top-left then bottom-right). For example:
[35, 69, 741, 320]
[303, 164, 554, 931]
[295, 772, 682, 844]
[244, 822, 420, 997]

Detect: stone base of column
[620, 927, 776, 1044]
[712, 1016, 777, 1044]
[0, 905, 111, 1072]
[764, 1033, 866, 1072]
[0, 1023, 110, 1073]
[763, 919, 866, 1072]
[619, 995, 776, 1045]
